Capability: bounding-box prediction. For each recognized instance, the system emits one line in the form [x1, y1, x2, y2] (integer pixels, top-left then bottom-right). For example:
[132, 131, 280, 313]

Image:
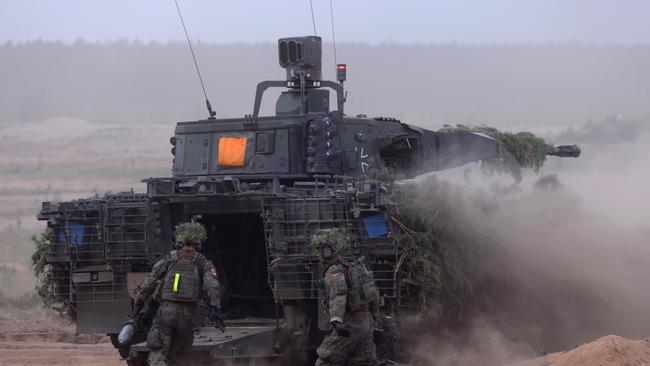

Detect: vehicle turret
[169, 36, 578, 182]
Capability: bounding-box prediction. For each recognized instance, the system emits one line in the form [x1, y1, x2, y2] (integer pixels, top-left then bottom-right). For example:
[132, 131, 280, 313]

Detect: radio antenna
[174, 0, 216, 119]
[309, 0, 318, 35]
[329, 0, 338, 67]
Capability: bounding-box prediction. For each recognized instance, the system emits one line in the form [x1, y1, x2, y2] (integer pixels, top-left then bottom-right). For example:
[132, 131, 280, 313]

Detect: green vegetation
[391, 177, 495, 319]
[439, 124, 555, 181]
[31, 228, 51, 288]
[368, 126, 557, 319]
[30, 227, 75, 318]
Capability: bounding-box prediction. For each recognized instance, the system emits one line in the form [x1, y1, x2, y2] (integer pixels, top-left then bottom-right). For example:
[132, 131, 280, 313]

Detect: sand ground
[0, 342, 123, 366]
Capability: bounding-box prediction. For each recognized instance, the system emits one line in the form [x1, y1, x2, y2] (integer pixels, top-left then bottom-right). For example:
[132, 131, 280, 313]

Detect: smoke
[406, 317, 537, 365]
[555, 115, 649, 145]
[399, 127, 650, 365]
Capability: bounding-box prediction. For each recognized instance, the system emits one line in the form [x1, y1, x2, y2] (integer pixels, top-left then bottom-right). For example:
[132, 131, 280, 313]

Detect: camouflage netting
[31, 228, 51, 278]
[438, 124, 555, 181]
[390, 177, 499, 320]
[31, 228, 74, 318]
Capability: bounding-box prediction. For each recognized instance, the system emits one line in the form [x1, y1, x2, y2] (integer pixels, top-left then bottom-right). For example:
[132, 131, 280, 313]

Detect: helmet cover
[174, 222, 207, 245]
[310, 228, 350, 255]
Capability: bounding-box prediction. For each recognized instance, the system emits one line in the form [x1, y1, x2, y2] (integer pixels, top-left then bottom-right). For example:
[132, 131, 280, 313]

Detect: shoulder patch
[334, 275, 347, 294]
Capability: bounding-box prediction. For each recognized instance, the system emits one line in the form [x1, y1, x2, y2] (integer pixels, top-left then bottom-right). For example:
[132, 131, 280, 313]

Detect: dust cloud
[0, 39, 648, 364]
[402, 120, 650, 365]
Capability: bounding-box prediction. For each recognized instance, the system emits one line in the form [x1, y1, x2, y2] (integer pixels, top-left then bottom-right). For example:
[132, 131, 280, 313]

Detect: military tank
[36, 36, 580, 364]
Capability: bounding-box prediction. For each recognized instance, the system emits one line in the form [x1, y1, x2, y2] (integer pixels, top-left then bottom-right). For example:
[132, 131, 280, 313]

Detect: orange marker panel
[218, 137, 247, 167]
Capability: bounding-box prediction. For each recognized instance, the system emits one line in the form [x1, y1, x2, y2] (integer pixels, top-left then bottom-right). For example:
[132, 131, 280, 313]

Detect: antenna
[174, 0, 216, 119]
[329, 0, 338, 67]
[309, 0, 318, 36]
[328, 0, 346, 94]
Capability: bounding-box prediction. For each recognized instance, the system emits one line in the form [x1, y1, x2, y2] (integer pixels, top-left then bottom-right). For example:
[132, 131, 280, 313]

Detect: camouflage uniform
[136, 245, 221, 366]
[315, 262, 377, 366]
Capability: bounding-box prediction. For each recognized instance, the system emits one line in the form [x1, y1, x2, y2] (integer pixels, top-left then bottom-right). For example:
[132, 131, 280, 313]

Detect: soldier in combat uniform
[135, 222, 221, 366]
[312, 229, 379, 366]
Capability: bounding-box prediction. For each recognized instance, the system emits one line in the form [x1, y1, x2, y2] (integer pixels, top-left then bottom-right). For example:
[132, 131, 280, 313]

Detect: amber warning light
[336, 64, 347, 83]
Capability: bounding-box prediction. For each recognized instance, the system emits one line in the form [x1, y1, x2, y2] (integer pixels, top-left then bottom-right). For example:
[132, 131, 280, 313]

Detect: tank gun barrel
[371, 123, 582, 178]
[421, 129, 499, 172]
[547, 144, 581, 158]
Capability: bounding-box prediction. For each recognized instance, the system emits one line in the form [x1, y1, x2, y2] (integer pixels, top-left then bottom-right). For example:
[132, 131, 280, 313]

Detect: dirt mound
[518, 335, 650, 366]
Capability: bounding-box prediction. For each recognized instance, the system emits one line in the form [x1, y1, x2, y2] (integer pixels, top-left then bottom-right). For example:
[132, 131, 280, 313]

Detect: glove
[331, 320, 350, 337]
[134, 296, 145, 307]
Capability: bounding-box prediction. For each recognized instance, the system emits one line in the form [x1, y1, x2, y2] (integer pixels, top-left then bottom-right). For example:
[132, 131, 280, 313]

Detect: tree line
[2, 40, 649, 129]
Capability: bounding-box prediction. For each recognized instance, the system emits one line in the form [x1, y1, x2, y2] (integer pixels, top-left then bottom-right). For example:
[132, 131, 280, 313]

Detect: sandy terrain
[0, 317, 123, 366]
[0, 342, 123, 366]
[2, 332, 650, 365]
[515, 335, 650, 366]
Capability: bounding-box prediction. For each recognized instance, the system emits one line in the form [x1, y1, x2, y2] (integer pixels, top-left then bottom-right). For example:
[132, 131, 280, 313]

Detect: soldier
[135, 222, 221, 366]
[312, 229, 379, 366]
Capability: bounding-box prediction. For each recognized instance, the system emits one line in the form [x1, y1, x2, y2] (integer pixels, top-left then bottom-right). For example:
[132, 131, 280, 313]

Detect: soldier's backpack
[343, 257, 379, 311]
[160, 250, 202, 302]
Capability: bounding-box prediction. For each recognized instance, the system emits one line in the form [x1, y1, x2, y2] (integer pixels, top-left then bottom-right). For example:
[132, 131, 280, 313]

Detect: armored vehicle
[36, 36, 580, 364]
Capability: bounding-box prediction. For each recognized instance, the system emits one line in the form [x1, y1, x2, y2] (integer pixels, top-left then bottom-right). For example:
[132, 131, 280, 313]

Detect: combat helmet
[174, 222, 207, 247]
[310, 228, 350, 259]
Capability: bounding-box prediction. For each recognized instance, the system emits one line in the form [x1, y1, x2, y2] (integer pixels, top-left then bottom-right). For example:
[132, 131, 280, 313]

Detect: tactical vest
[342, 258, 379, 311]
[160, 251, 202, 302]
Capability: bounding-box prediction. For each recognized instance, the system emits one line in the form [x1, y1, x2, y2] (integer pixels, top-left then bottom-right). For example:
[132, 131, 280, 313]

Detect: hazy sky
[2, 0, 650, 45]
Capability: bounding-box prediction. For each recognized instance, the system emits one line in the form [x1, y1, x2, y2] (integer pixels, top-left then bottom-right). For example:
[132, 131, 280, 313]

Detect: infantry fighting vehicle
[36, 36, 580, 364]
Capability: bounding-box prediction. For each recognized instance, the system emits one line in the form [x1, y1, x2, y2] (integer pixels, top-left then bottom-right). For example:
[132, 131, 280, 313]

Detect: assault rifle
[199, 300, 226, 333]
